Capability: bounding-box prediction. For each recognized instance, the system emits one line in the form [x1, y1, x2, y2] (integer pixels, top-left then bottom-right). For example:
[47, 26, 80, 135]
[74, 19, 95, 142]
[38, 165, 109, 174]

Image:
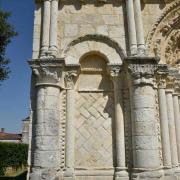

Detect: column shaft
[133, 0, 145, 46]
[158, 88, 172, 167]
[49, 0, 58, 52]
[179, 96, 180, 114]
[126, 0, 137, 55]
[132, 85, 161, 169]
[65, 89, 75, 177]
[166, 90, 179, 167]
[114, 78, 128, 178]
[41, 0, 51, 53]
[31, 86, 61, 179]
[173, 93, 180, 163]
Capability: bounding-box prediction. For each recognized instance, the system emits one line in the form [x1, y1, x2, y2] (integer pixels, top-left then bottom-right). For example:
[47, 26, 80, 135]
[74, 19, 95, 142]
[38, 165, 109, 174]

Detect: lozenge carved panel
[75, 92, 115, 168]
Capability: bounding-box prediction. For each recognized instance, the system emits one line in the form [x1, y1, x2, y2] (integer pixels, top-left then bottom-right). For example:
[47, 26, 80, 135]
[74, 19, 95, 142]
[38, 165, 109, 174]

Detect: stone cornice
[28, 59, 65, 87]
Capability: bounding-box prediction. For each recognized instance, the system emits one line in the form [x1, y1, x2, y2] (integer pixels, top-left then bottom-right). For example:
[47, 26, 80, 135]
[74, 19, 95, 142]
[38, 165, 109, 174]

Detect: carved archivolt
[147, 0, 180, 66]
[62, 34, 125, 65]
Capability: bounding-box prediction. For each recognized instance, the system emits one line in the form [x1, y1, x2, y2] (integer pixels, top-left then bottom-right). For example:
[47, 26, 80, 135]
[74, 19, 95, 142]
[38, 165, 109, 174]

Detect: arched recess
[146, 1, 180, 66]
[74, 53, 116, 170]
[62, 34, 125, 65]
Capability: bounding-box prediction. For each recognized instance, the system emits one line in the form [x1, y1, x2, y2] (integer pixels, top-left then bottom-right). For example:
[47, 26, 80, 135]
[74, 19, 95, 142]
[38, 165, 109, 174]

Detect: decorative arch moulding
[62, 34, 125, 66]
[146, 0, 180, 66]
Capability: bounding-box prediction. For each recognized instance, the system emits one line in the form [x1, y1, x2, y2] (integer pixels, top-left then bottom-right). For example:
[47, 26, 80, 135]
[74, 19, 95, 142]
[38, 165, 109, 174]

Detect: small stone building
[28, 0, 180, 179]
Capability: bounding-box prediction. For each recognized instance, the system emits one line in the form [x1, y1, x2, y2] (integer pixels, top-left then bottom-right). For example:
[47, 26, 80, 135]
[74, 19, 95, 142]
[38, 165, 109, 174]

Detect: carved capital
[174, 79, 180, 94]
[64, 71, 78, 89]
[157, 75, 167, 89]
[29, 59, 64, 87]
[156, 64, 168, 89]
[107, 64, 121, 78]
[128, 64, 157, 86]
[64, 65, 80, 89]
[166, 75, 175, 90]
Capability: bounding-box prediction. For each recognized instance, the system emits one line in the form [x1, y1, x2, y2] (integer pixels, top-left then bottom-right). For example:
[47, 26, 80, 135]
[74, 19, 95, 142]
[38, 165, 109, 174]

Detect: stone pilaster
[156, 66, 172, 174]
[108, 65, 129, 180]
[173, 79, 180, 164]
[166, 76, 179, 168]
[28, 59, 64, 180]
[126, 57, 163, 179]
[64, 65, 79, 180]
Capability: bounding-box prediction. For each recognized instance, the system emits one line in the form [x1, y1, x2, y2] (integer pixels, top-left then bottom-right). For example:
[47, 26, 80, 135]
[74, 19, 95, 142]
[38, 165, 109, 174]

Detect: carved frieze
[28, 59, 64, 87]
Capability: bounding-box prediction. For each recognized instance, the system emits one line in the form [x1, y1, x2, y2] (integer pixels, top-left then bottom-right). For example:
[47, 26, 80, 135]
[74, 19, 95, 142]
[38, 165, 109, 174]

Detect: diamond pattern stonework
[75, 92, 115, 168]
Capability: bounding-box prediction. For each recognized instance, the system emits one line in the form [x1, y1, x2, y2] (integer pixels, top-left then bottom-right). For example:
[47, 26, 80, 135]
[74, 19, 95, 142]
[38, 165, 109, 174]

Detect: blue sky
[0, 1, 34, 133]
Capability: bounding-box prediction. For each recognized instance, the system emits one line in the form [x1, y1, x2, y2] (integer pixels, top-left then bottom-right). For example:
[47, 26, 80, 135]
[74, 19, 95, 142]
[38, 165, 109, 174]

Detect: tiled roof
[0, 132, 22, 140]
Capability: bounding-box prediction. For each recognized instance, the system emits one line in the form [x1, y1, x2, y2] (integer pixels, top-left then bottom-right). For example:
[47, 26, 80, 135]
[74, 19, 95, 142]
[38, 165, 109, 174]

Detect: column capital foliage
[174, 78, 180, 94]
[126, 57, 158, 86]
[64, 65, 80, 89]
[166, 75, 174, 90]
[156, 64, 168, 89]
[107, 64, 122, 78]
[28, 59, 64, 87]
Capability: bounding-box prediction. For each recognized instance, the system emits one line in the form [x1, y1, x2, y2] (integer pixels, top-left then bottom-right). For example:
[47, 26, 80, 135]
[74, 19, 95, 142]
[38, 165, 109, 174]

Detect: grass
[0, 170, 27, 180]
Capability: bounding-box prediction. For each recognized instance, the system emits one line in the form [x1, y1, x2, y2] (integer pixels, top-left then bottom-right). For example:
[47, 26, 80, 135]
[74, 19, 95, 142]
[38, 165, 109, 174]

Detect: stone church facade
[28, 0, 180, 179]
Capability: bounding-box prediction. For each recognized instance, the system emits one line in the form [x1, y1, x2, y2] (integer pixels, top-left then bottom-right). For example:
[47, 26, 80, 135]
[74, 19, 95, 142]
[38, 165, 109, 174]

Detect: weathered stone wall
[58, 2, 126, 54]
[142, 3, 164, 39]
[32, 1, 174, 59]
[29, 1, 180, 180]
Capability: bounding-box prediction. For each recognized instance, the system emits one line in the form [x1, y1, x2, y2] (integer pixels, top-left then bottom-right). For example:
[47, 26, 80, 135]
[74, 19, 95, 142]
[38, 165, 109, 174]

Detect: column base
[131, 169, 164, 180]
[163, 168, 178, 180]
[115, 171, 129, 180]
[49, 46, 58, 57]
[173, 167, 180, 176]
[64, 168, 75, 180]
[164, 167, 173, 176]
[29, 167, 61, 180]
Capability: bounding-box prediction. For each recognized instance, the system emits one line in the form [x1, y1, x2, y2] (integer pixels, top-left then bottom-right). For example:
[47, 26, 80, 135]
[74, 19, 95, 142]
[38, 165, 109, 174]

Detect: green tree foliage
[0, 10, 17, 82]
[0, 142, 28, 176]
